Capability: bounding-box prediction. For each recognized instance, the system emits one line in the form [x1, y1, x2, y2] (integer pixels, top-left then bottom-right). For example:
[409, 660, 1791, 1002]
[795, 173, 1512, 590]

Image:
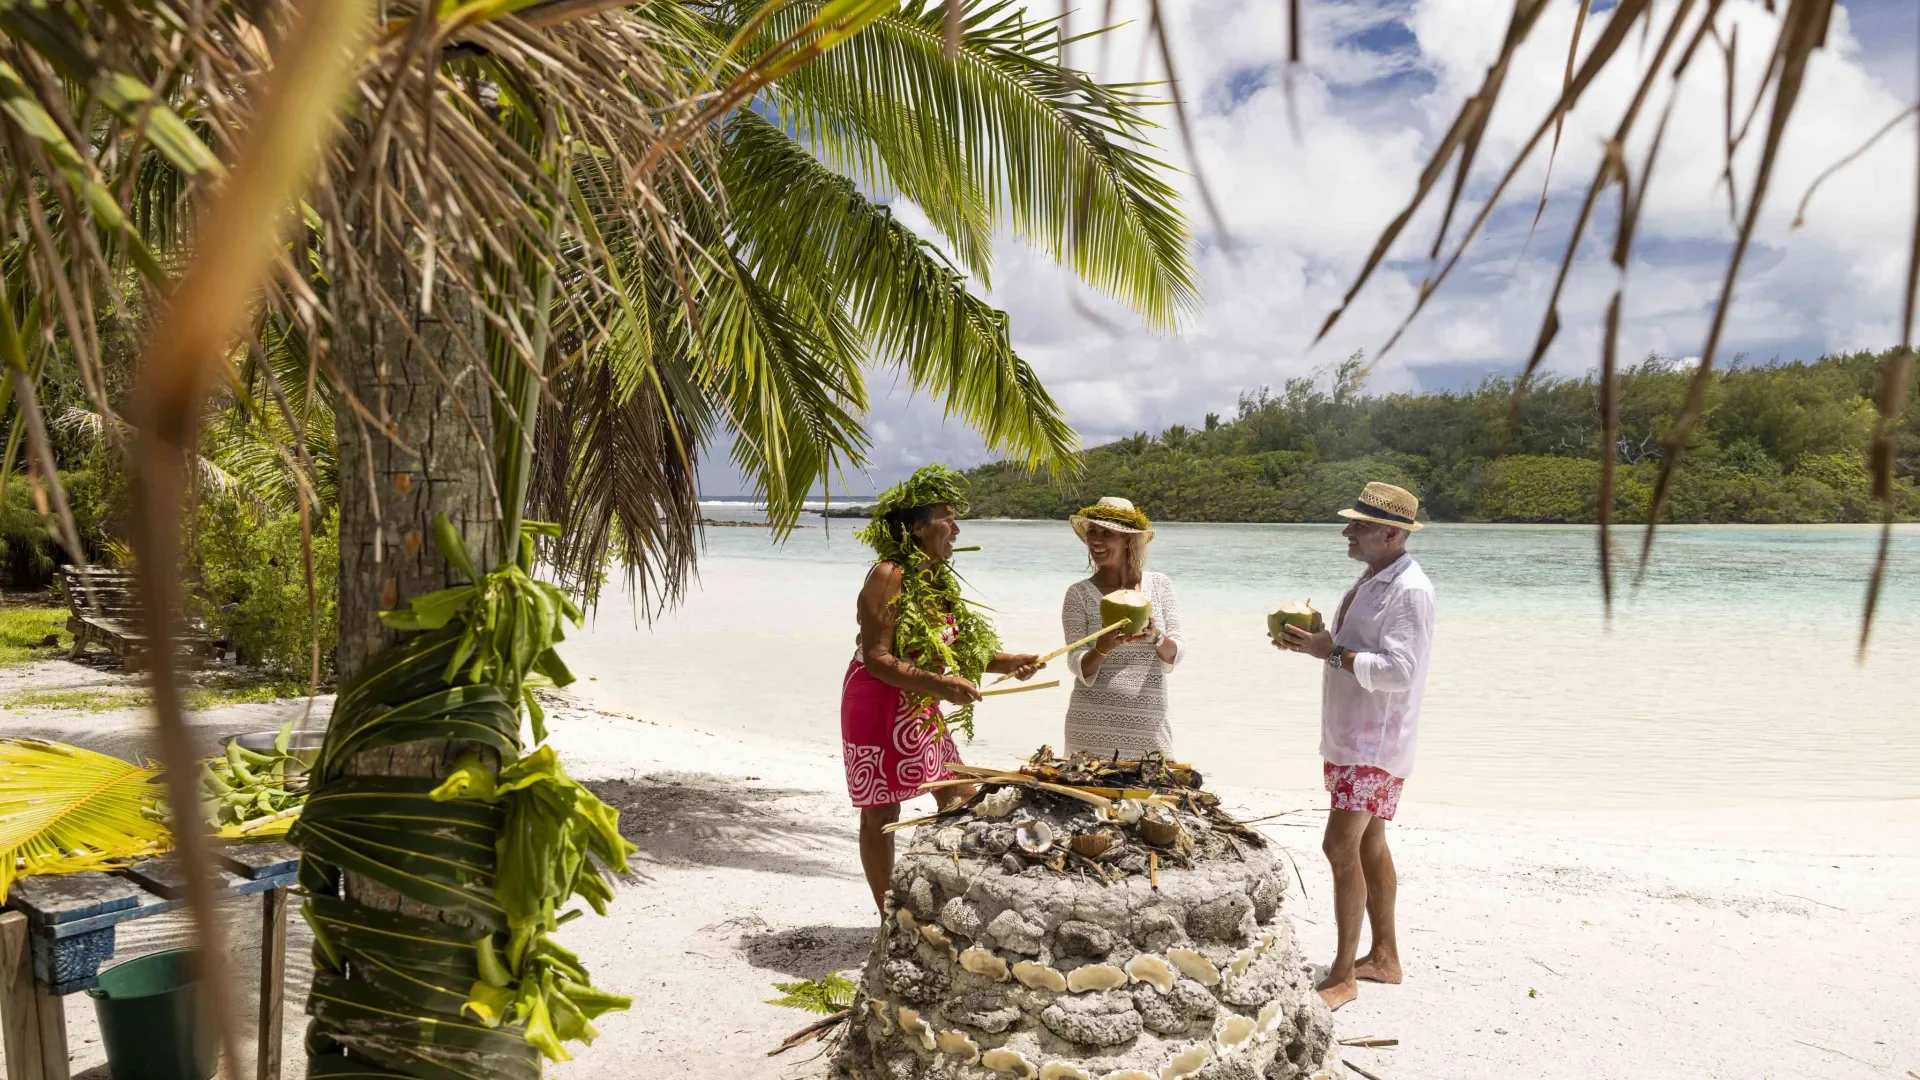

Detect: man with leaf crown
[840, 464, 1043, 916]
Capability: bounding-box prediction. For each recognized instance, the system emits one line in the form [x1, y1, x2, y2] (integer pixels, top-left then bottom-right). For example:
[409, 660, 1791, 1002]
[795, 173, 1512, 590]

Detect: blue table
[0, 842, 297, 1080]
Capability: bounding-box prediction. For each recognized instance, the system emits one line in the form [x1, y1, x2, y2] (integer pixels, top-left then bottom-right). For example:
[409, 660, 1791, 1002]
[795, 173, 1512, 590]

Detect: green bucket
[86, 949, 217, 1080]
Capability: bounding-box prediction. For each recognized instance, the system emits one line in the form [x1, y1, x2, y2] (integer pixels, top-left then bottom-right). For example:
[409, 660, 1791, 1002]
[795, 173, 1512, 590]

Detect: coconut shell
[1267, 600, 1323, 640]
[1099, 589, 1152, 635]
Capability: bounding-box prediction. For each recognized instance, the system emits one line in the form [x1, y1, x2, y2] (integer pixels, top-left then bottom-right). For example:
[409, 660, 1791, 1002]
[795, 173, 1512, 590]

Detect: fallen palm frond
[0, 738, 170, 902]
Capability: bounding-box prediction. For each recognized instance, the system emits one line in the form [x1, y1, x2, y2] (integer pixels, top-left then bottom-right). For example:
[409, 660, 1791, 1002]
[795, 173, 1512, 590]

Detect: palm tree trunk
[331, 233, 500, 911]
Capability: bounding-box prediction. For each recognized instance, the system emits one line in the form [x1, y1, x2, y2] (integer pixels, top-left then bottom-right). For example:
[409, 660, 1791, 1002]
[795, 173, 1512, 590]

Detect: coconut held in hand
[1099, 589, 1152, 635]
[1267, 599, 1323, 640]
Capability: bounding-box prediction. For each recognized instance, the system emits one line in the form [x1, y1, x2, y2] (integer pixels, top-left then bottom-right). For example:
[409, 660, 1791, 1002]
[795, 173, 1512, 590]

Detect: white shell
[1013, 960, 1068, 992]
[1125, 954, 1176, 992]
[1217, 1015, 1257, 1048]
[1227, 949, 1256, 977]
[1255, 999, 1285, 1036]
[936, 1029, 981, 1063]
[897, 1007, 935, 1051]
[978, 787, 1023, 818]
[1100, 1073, 1156, 1080]
[1066, 963, 1128, 993]
[921, 925, 954, 952]
[1257, 930, 1276, 953]
[1167, 948, 1220, 986]
[868, 999, 893, 1033]
[1041, 1065, 1093, 1080]
[960, 946, 1011, 981]
[1113, 798, 1145, 824]
[894, 908, 917, 934]
[982, 1048, 1039, 1077]
[1015, 819, 1055, 855]
[1160, 1045, 1211, 1079]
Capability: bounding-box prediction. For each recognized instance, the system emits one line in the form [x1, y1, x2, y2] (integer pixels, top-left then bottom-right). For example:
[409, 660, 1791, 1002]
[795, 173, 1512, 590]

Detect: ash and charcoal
[837, 750, 1339, 1080]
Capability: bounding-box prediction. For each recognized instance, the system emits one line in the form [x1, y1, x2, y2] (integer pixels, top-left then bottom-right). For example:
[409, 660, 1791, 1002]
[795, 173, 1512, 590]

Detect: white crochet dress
[1060, 570, 1185, 757]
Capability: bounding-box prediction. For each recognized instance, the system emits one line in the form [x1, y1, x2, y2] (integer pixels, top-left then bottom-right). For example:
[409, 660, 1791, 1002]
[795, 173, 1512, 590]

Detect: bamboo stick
[979, 679, 1060, 697]
[988, 620, 1127, 685]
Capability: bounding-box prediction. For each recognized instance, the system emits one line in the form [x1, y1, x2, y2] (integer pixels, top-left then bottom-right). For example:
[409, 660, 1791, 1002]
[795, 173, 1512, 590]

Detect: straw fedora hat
[1070, 496, 1154, 541]
[1337, 481, 1423, 531]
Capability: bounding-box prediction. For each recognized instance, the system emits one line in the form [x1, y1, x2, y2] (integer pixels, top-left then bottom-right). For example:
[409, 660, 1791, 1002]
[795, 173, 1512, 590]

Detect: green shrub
[194, 499, 339, 678]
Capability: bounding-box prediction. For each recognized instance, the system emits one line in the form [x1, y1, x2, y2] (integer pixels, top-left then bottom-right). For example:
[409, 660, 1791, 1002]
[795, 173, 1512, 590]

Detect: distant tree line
[964, 348, 1920, 524]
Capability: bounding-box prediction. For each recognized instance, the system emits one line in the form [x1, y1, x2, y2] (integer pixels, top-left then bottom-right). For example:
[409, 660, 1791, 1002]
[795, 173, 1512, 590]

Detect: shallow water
[562, 512, 1920, 811]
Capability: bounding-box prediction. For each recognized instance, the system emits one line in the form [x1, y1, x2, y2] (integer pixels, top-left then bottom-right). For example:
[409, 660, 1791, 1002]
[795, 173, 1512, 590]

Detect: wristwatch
[1327, 645, 1346, 671]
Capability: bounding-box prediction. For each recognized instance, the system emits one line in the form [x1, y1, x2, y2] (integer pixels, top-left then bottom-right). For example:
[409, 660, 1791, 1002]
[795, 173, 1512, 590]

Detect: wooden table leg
[2, 910, 69, 1080]
[256, 888, 288, 1080]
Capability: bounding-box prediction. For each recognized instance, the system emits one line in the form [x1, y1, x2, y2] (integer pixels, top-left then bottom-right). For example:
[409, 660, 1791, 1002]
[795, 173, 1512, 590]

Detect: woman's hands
[1008, 654, 1044, 681]
[935, 675, 983, 704]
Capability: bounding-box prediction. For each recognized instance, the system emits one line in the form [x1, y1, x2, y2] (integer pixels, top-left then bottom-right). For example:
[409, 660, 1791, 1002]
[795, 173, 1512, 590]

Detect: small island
[957, 349, 1920, 525]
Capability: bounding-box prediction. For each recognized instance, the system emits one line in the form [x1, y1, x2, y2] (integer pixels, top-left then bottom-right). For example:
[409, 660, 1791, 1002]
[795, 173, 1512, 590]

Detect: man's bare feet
[1316, 974, 1358, 1011]
[1353, 951, 1403, 984]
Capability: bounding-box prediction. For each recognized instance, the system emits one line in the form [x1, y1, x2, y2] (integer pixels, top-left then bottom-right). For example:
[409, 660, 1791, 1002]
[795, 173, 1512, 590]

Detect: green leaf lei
[853, 464, 1000, 740]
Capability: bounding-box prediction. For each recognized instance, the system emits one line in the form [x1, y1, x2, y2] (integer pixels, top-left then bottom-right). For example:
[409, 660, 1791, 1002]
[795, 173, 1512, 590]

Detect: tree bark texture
[331, 187, 502, 923]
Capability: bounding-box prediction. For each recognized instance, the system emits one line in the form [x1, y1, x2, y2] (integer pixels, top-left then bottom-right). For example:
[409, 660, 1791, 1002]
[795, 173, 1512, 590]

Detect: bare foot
[1316, 974, 1358, 1012]
[1353, 951, 1403, 984]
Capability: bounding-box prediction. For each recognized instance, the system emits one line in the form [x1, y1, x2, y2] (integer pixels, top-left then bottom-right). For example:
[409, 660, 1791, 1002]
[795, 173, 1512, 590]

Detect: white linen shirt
[1321, 553, 1435, 779]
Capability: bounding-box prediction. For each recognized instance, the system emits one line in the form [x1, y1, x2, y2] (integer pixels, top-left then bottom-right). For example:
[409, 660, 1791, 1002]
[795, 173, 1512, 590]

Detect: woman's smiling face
[911, 505, 959, 560]
[1083, 523, 1129, 571]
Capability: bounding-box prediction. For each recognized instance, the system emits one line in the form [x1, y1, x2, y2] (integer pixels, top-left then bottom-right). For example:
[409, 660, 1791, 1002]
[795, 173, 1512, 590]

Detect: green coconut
[1267, 599, 1324, 640]
[1099, 589, 1153, 635]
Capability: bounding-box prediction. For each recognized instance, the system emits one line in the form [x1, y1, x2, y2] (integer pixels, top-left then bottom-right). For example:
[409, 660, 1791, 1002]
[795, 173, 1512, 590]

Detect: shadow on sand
[739, 924, 876, 980]
[586, 773, 858, 882]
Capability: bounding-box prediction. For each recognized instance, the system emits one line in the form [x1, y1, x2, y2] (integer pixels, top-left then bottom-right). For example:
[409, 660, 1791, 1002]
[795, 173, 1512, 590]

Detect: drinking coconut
[1100, 589, 1153, 635]
[1266, 600, 1323, 640]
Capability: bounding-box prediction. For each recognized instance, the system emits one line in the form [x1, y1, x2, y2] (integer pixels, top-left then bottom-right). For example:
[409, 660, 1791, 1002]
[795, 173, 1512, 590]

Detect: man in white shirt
[1276, 481, 1436, 1011]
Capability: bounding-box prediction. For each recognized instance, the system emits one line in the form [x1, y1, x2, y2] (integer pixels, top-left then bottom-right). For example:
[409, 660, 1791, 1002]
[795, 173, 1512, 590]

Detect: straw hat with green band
[1337, 481, 1424, 531]
[1070, 496, 1154, 541]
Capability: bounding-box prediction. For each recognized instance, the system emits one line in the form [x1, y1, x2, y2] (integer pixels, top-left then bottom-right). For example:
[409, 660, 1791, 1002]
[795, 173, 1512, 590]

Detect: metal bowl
[229, 727, 326, 772]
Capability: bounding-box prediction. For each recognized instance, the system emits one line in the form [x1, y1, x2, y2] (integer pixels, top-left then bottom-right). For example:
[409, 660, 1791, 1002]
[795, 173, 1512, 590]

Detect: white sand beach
[533, 697, 1920, 1080]
[3, 662, 1917, 1080]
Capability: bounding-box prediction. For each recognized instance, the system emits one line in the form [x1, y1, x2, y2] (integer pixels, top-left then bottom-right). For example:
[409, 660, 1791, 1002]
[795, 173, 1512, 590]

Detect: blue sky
[704, 0, 1919, 496]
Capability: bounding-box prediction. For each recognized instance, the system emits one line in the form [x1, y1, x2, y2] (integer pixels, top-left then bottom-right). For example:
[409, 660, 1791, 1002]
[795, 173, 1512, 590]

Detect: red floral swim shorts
[1323, 762, 1405, 821]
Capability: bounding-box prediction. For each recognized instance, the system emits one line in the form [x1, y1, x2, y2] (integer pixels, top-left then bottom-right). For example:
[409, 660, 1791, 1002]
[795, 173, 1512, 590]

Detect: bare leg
[1353, 815, 1402, 983]
[1318, 808, 1372, 1011]
[858, 803, 902, 917]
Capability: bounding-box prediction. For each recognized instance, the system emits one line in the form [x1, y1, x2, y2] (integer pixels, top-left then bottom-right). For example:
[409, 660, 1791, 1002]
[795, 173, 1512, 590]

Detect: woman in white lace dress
[1061, 497, 1185, 757]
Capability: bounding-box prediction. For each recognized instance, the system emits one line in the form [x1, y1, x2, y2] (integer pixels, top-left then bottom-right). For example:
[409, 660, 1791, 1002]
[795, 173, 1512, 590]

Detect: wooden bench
[58, 567, 211, 670]
[0, 843, 298, 1080]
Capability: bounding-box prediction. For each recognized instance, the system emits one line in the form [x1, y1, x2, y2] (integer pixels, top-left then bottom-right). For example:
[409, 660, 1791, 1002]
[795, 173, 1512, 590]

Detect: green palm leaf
[0, 739, 171, 902]
[723, 110, 1077, 472]
[736, 0, 1199, 327]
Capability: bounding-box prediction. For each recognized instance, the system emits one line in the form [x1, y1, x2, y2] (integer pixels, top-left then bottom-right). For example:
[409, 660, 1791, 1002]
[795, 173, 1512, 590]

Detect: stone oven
[837, 754, 1338, 1080]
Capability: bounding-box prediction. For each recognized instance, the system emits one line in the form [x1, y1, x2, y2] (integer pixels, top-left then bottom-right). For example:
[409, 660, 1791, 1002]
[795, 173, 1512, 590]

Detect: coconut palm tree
[3, 1, 1196, 1075]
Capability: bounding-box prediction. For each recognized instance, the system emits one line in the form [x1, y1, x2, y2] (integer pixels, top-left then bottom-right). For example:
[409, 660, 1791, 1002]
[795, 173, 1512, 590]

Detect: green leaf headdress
[853, 464, 999, 740]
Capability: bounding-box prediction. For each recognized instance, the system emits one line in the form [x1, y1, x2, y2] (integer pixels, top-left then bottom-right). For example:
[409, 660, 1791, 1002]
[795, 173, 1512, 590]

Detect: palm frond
[0, 739, 170, 903]
[739, 0, 1198, 328]
[723, 110, 1077, 472]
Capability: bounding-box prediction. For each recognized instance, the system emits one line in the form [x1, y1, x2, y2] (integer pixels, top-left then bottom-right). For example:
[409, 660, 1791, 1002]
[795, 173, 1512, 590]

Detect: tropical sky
[708, 0, 1920, 497]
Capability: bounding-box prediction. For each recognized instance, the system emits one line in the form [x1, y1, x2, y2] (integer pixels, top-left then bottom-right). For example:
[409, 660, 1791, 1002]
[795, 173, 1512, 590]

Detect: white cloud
[703, 0, 1918, 498]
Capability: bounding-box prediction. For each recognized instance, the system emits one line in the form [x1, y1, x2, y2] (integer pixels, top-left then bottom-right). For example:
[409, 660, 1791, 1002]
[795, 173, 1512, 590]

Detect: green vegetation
[192, 501, 339, 679]
[3, 677, 307, 713]
[965, 350, 1920, 524]
[0, 607, 69, 667]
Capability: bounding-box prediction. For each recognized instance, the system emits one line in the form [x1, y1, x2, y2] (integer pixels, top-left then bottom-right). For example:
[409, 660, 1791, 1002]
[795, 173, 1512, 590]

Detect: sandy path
[5, 667, 1917, 1079]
